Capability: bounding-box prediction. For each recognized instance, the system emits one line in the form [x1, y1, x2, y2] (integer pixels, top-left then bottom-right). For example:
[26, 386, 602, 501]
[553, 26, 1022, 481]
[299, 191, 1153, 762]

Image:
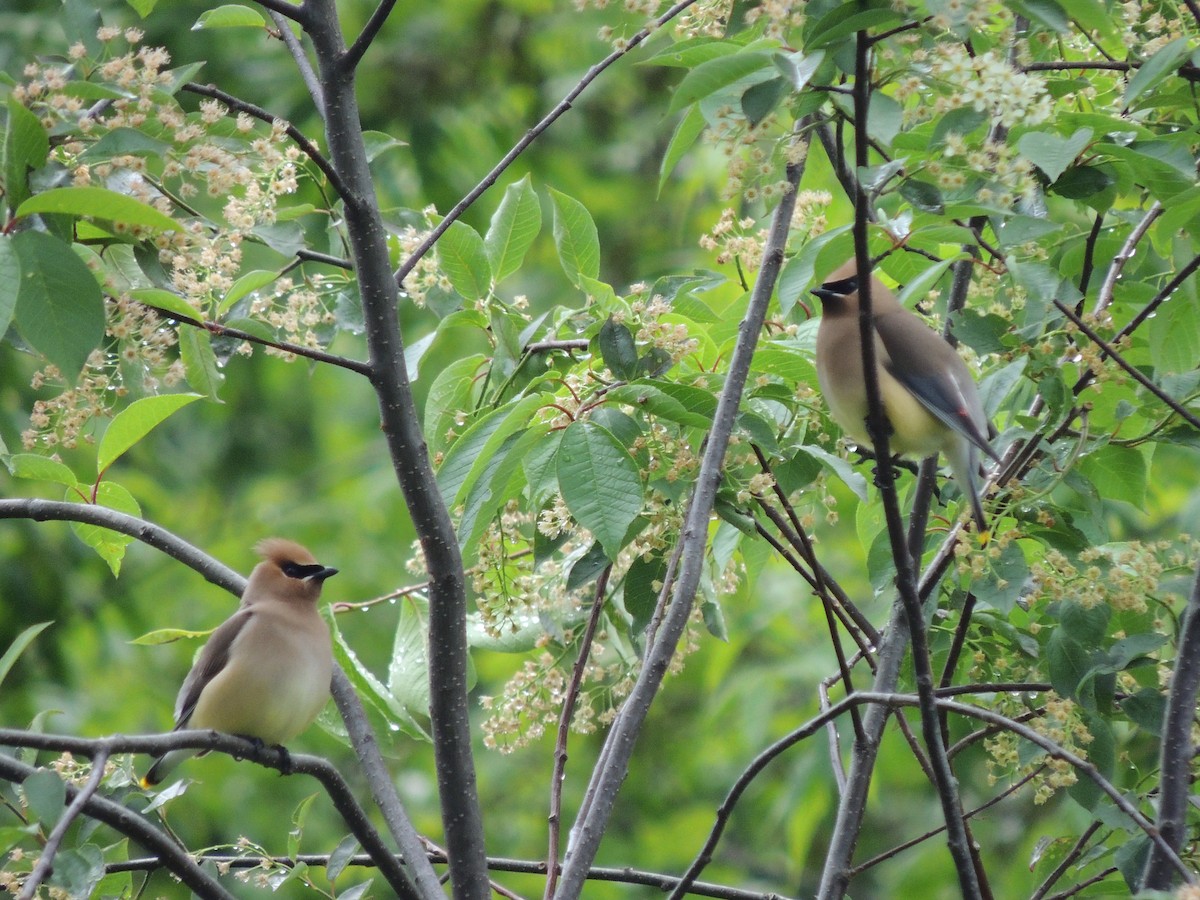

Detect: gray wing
[173, 608, 255, 728]
[875, 312, 999, 461]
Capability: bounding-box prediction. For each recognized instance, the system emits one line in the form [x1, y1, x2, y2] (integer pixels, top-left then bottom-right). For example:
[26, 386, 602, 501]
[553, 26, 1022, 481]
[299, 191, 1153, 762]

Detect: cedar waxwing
[812, 260, 1000, 531]
[140, 539, 337, 787]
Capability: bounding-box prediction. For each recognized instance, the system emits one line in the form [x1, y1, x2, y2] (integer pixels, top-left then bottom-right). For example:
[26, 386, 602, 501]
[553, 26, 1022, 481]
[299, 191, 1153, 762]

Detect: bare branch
[556, 128, 808, 900]
[344, 0, 399, 70]
[330, 668, 446, 897]
[302, 4, 489, 893]
[266, 10, 326, 116]
[0, 750, 232, 899]
[0, 730, 423, 898]
[545, 566, 612, 899]
[136, 301, 373, 376]
[18, 750, 110, 900]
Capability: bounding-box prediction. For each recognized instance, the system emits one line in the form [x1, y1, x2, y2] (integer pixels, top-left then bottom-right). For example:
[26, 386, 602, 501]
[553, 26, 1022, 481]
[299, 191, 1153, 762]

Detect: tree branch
[555, 128, 808, 900]
[0, 750, 233, 899]
[301, 6, 489, 895]
[344, 0, 399, 70]
[1140, 557, 1200, 890]
[0, 730, 423, 898]
[393, 0, 699, 287]
[18, 749, 110, 900]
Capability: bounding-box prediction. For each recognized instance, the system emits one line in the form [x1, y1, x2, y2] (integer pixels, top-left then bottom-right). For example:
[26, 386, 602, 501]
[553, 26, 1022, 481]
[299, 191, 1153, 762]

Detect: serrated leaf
[129, 626, 214, 646]
[659, 105, 706, 195]
[331, 619, 429, 742]
[128, 288, 201, 320]
[436, 395, 545, 508]
[742, 77, 788, 127]
[623, 553, 666, 636]
[0, 622, 53, 690]
[899, 178, 944, 213]
[667, 51, 775, 115]
[438, 220, 491, 301]
[1077, 444, 1147, 507]
[387, 597, 431, 716]
[327, 835, 361, 883]
[5, 98, 49, 214]
[5, 454, 79, 487]
[22, 770, 65, 825]
[485, 175, 541, 284]
[70, 481, 141, 575]
[218, 269, 278, 316]
[598, 316, 639, 380]
[193, 4, 267, 28]
[17, 187, 181, 233]
[178, 328, 225, 401]
[0, 237, 17, 340]
[424, 353, 485, 459]
[806, 3, 904, 49]
[12, 230, 105, 379]
[549, 189, 600, 288]
[1017, 128, 1092, 183]
[557, 421, 643, 559]
[1124, 36, 1192, 107]
[604, 384, 711, 428]
[97, 394, 202, 473]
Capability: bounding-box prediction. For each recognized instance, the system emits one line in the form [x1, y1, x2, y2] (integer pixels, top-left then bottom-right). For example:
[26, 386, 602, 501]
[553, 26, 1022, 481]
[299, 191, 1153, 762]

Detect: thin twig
[393, 0, 700, 287]
[137, 302, 373, 376]
[1054, 299, 1200, 431]
[344, 0, 399, 70]
[1094, 202, 1161, 314]
[545, 566, 612, 900]
[182, 82, 343, 197]
[557, 131, 808, 900]
[18, 750, 110, 900]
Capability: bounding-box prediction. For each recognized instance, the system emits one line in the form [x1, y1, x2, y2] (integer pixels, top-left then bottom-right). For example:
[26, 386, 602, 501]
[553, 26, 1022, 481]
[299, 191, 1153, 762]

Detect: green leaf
[129, 626, 214, 646]
[642, 37, 739, 68]
[805, 3, 904, 49]
[4, 98, 49, 214]
[327, 835, 361, 884]
[623, 553, 666, 636]
[0, 622, 53, 690]
[12, 230, 105, 378]
[667, 51, 775, 115]
[742, 77, 788, 127]
[424, 353, 485, 459]
[97, 394, 203, 473]
[17, 187, 182, 233]
[178, 328, 225, 401]
[5, 454, 79, 487]
[604, 383, 712, 428]
[437, 395, 545, 508]
[597, 316, 639, 380]
[78, 128, 171, 163]
[288, 793, 318, 859]
[438, 220, 491, 301]
[218, 269, 278, 316]
[0, 237, 17, 340]
[1124, 36, 1192, 108]
[387, 597, 431, 717]
[22, 770, 65, 825]
[1047, 629, 1090, 701]
[457, 426, 546, 562]
[193, 4, 267, 28]
[557, 421, 643, 560]
[659, 105, 706, 195]
[485, 175, 541, 284]
[1077, 444, 1147, 507]
[899, 179, 944, 213]
[70, 481, 141, 575]
[330, 618, 429, 743]
[1007, 0, 1070, 32]
[128, 288, 201, 320]
[549, 188, 600, 288]
[1017, 128, 1092, 183]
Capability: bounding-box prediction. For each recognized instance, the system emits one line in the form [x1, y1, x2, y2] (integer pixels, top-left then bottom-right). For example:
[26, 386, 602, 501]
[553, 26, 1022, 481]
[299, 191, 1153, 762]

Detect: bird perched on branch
[140, 538, 337, 787]
[811, 259, 999, 531]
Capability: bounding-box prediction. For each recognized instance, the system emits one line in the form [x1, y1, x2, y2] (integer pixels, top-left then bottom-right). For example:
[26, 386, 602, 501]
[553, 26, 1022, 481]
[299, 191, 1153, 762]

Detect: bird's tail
[948, 441, 988, 533]
[139, 748, 197, 789]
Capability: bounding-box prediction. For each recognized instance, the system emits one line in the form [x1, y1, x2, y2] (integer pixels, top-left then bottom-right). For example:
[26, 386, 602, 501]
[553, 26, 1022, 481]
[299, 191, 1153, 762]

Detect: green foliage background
[0, 0, 1199, 896]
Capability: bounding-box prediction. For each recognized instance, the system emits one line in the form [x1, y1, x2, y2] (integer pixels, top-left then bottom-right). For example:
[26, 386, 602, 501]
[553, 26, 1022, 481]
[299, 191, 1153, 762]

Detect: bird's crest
[255, 537, 318, 568]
